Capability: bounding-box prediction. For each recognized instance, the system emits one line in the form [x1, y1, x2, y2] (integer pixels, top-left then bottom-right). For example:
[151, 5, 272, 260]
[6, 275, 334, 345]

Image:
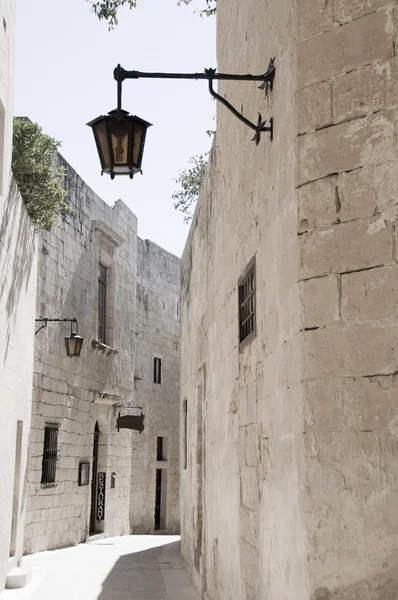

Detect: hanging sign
[97, 472, 106, 521]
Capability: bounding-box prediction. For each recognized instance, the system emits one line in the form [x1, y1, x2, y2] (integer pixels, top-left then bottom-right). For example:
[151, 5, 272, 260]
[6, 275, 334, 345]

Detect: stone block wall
[131, 238, 180, 534]
[180, 0, 398, 599]
[297, 1, 398, 597]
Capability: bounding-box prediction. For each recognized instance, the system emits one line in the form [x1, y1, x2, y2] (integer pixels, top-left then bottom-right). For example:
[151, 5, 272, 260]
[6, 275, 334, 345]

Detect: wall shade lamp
[35, 318, 84, 357]
[88, 58, 276, 180]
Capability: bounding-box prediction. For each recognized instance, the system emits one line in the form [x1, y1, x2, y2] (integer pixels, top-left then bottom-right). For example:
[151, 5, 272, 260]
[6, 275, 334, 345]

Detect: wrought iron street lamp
[35, 318, 84, 358]
[88, 58, 276, 179]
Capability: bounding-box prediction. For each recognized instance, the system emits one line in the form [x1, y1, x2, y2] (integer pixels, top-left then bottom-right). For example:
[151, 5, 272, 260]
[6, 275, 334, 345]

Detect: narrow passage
[3, 536, 196, 600]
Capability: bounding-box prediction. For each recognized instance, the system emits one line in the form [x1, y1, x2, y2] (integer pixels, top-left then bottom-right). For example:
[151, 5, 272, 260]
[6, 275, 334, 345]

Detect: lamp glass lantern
[87, 109, 152, 179]
[64, 323, 84, 357]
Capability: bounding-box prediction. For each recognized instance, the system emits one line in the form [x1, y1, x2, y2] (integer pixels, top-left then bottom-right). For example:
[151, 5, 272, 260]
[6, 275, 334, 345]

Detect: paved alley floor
[3, 536, 196, 600]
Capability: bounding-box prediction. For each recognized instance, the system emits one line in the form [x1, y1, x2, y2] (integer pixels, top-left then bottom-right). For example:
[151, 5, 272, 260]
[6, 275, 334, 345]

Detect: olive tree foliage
[12, 119, 70, 231]
[89, 0, 216, 27]
[172, 153, 208, 223]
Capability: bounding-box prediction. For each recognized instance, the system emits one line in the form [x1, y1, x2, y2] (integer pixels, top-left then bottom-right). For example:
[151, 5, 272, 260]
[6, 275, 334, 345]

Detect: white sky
[14, 0, 216, 257]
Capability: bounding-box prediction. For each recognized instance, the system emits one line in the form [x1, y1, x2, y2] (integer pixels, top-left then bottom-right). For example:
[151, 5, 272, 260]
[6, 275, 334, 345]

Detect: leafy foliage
[172, 153, 208, 223]
[12, 119, 70, 231]
[88, 0, 216, 27]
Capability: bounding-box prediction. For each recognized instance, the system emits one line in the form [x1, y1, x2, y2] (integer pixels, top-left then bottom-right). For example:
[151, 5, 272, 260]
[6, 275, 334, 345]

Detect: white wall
[0, 0, 38, 592]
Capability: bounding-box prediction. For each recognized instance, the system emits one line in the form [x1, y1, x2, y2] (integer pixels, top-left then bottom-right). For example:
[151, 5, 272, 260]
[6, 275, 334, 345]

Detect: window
[154, 357, 162, 384]
[157, 437, 164, 461]
[238, 257, 256, 347]
[41, 422, 60, 486]
[183, 399, 188, 470]
[98, 263, 107, 343]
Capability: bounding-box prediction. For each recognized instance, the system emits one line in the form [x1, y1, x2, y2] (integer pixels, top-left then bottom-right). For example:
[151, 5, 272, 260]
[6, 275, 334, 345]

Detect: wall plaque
[97, 472, 106, 521]
[78, 462, 90, 486]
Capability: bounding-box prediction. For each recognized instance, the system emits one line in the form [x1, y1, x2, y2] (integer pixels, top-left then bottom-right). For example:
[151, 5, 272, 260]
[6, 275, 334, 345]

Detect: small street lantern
[35, 317, 84, 358]
[64, 326, 84, 358]
[87, 109, 152, 179]
[88, 60, 276, 179]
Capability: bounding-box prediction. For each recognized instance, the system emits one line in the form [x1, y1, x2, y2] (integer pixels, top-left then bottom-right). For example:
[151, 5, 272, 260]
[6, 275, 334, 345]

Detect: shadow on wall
[97, 540, 189, 600]
[0, 178, 36, 365]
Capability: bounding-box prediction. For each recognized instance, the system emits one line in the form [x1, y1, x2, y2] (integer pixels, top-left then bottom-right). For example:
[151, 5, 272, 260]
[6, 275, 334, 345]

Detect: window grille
[154, 357, 162, 384]
[98, 263, 107, 343]
[41, 422, 60, 486]
[238, 258, 256, 346]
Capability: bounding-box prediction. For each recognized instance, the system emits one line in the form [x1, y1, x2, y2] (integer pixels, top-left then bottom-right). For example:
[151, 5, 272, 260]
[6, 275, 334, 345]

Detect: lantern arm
[35, 317, 78, 336]
[205, 69, 273, 145]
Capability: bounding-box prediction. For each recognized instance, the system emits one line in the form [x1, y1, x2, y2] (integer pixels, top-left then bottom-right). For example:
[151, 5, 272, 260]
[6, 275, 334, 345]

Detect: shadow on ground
[98, 540, 195, 600]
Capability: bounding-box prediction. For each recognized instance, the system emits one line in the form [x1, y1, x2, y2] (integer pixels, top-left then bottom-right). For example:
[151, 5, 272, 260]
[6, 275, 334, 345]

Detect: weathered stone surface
[333, 63, 389, 124]
[297, 81, 332, 134]
[299, 219, 392, 280]
[304, 375, 398, 432]
[374, 162, 398, 210]
[297, 110, 396, 186]
[298, 8, 393, 88]
[298, 176, 337, 232]
[303, 323, 398, 379]
[297, 0, 333, 41]
[300, 276, 340, 329]
[342, 265, 398, 324]
[337, 167, 376, 221]
[334, 0, 392, 25]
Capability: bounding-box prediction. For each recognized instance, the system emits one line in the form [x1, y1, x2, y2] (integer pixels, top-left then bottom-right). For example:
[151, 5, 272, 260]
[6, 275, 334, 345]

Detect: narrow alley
[2, 536, 196, 600]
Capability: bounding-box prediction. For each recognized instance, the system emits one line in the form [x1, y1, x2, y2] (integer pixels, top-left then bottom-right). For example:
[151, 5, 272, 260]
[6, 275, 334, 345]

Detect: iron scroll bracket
[205, 68, 273, 145]
[35, 317, 78, 336]
[113, 58, 275, 144]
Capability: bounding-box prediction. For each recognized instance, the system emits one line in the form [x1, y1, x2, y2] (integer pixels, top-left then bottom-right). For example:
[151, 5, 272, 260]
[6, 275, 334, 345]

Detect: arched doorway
[89, 422, 100, 534]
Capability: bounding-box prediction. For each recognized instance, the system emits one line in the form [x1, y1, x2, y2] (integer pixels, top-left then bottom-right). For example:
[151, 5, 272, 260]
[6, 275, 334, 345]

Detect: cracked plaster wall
[180, 0, 398, 599]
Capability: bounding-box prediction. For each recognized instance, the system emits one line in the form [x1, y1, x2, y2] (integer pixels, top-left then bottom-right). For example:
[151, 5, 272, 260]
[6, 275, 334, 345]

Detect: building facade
[24, 152, 180, 554]
[180, 1, 398, 599]
[0, 0, 38, 592]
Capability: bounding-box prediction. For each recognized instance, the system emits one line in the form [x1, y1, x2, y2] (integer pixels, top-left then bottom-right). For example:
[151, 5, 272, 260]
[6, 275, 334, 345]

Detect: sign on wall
[97, 472, 106, 521]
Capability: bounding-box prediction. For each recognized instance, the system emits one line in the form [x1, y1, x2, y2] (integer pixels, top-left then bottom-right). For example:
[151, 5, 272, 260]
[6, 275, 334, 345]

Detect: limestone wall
[24, 155, 138, 553]
[0, 0, 38, 591]
[0, 179, 37, 591]
[298, 1, 398, 597]
[180, 0, 398, 599]
[131, 239, 180, 534]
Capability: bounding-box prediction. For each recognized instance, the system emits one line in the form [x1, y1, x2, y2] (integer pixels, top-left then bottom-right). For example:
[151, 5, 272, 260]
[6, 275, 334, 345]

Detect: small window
[41, 422, 60, 486]
[157, 437, 164, 461]
[154, 357, 162, 384]
[183, 399, 188, 470]
[238, 257, 256, 348]
[98, 263, 107, 343]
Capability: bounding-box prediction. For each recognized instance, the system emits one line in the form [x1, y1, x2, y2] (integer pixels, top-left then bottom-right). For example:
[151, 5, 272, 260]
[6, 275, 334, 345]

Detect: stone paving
[3, 536, 196, 600]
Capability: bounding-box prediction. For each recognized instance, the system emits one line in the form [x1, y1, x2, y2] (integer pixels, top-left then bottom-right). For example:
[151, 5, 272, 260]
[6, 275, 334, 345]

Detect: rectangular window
[154, 357, 162, 384]
[98, 263, 107, 343]
[41, 422, 60, 486]
[238, 257, 256, 348]
[157, 437, 164, 461]
[183, 399, 188, 470]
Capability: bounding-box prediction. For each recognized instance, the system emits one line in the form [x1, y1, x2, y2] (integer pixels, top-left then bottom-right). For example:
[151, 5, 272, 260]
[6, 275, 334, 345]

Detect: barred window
[154, 357, 162, 384]
[238, 257, 256, 348]
[98, 263, 107, 343]
[41, 422, 60, 486]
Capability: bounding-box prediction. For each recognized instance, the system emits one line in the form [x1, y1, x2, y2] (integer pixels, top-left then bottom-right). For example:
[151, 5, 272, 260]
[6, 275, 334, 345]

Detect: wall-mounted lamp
[35, 318, 84, 357]
[88, 58, 276, 179]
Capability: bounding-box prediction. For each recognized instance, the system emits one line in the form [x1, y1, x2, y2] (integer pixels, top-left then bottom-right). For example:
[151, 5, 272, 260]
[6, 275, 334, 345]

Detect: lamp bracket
[35, 317, 78, 336]
[113, 58, 276, 144]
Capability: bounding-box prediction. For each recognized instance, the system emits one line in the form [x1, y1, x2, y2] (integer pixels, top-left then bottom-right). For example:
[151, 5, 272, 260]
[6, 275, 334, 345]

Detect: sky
[14, 0, 216, 257]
